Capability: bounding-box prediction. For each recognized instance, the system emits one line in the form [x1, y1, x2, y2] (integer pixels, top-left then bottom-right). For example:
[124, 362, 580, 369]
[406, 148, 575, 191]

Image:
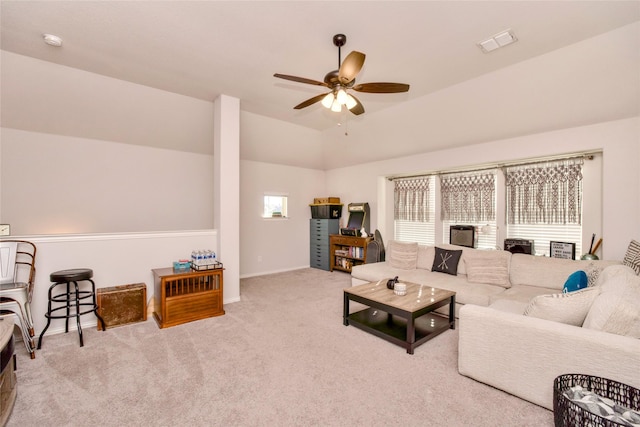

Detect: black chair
[37, 268, 105, 348]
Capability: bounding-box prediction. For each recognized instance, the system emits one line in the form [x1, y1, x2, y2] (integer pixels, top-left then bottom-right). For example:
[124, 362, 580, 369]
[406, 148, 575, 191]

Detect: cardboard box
[313, 197, 340, 204]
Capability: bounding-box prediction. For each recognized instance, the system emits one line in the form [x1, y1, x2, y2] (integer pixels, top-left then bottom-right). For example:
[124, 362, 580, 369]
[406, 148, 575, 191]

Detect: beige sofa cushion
[509, 254, 620, 291]
[523, 287, 600, 326]
[387, 240, 418, 270]
[416, 245, 435, 270]
[583, 265, 640, 338]
[464, 250, 511, 288]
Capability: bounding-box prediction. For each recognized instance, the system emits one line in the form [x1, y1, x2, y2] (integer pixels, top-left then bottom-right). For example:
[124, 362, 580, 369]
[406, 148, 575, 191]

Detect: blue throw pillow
[562, 270, 588, 293]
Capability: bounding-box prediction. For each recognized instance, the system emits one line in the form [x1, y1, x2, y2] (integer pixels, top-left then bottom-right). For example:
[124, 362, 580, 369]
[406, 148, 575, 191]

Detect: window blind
[394, 176, 435, 245]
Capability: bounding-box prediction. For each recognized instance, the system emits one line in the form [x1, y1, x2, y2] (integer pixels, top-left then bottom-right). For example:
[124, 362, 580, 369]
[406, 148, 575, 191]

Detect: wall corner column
[214, 95, 240, 303]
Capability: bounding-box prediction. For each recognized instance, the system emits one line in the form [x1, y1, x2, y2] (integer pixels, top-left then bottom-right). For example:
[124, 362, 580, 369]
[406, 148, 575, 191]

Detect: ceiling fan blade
[348, 94, 365, 115]
[274, 73, 328, 87]
[338, 51, 366, 85]
[352, 82, 410, 93]
[294, 93, 328, 110]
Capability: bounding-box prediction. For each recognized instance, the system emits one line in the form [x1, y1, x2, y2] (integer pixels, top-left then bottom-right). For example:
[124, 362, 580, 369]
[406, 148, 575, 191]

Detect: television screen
[347, 211, 364, 229]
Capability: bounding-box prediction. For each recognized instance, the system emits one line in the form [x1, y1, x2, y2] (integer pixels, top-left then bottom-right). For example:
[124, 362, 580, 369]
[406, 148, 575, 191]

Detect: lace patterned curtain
[505, 158, 583, 225]
[394, 177, 430, 222]
[440, 170, 496, 222]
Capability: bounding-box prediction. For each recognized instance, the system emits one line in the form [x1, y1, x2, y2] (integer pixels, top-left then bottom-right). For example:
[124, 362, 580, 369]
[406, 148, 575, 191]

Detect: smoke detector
[42, 34, 63, 47]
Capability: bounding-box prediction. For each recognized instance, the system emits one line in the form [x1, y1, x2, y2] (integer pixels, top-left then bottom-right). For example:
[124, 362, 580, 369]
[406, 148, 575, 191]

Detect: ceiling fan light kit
[274, 34, 410, 117]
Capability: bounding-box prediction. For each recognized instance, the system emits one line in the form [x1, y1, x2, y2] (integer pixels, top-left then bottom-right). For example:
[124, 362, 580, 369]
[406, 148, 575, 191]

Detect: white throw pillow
[464, 250, 511, 288]
[583, 265, 640, 338]
[622, 239, 640, 275]
[388, 240, 419, 270]
[523, 287, 600, 326]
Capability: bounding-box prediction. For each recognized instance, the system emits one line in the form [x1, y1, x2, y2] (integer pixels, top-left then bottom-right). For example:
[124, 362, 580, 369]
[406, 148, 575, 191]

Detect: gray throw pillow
[432, 247, 462, 275]
[622, 239, 640, 275]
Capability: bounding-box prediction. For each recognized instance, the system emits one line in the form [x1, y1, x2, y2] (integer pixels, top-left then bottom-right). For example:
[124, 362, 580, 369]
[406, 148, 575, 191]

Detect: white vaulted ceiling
[1, 1, 639, 169]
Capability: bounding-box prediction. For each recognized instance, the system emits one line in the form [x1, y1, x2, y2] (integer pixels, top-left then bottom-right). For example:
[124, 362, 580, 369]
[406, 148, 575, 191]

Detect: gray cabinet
[310, 219, 339, 271]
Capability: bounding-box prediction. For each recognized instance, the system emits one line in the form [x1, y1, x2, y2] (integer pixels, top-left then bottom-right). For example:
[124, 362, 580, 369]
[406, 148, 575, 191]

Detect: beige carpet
[8, 268, 553, 426]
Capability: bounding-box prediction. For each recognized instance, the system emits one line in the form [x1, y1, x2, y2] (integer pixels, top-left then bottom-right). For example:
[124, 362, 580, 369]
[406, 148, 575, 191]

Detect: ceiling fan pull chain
[343, 109, 349, 136]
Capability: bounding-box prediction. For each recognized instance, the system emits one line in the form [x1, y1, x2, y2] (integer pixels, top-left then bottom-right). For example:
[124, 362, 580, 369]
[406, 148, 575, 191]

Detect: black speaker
[504, 238, 535, 255]
[450, 225, 476, 248]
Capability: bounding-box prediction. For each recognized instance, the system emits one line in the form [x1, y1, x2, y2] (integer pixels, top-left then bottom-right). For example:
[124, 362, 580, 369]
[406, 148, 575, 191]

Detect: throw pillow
[523, 287, 600, 326]
[387, 240, 419, 270]
[464, 250, 511, 288]
[582, 266, 640, 338]
[431, 247, 462, 275]
[583, 262, 603, 287]
[622, 239, 640, 275]
[562, 270, 588, 293]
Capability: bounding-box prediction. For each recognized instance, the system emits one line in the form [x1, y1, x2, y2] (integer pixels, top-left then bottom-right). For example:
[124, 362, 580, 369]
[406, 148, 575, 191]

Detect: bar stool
[37, 268, 105, 348]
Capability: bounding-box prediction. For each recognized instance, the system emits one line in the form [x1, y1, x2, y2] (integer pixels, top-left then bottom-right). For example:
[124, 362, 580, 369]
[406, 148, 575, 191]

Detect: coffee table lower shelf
[346, 307, 452, 354]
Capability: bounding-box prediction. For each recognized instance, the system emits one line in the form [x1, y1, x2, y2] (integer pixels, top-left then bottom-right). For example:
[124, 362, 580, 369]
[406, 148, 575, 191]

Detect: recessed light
[42, 34, 63, 47]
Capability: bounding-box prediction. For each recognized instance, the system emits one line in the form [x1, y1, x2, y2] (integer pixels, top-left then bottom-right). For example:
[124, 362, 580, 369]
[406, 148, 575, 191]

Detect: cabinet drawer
[310, 219, 339, 233]
[310, 245, 328, 256]
[310, 235, 329, 246]
[331, 236, 366, 246]
[310, 256, 330, 270]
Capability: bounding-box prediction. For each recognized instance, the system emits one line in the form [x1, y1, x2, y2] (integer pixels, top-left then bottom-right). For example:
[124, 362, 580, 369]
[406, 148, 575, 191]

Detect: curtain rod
[387, 150, 600, 181]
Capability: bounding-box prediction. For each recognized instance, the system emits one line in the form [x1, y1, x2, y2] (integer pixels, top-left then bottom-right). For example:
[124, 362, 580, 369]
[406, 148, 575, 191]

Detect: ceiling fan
[274, 34, 410, 116]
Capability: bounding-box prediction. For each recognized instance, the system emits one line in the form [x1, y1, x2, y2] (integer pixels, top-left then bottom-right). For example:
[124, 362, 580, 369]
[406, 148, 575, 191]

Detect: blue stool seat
[37, 268, 105, 348]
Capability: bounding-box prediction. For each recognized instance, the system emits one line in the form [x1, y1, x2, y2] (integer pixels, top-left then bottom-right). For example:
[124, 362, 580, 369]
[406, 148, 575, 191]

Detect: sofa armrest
[458, 304, 640, 410]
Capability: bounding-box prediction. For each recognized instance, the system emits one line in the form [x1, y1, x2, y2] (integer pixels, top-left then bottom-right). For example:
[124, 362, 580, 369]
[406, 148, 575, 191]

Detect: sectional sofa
[350, 240, 640, 410]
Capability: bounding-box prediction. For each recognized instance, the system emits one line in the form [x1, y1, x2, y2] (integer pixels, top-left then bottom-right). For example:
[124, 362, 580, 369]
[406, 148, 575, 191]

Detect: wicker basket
[554, 374, 640, 427]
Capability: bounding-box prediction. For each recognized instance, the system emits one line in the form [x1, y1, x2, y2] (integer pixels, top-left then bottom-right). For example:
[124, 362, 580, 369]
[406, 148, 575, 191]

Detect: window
[505, 158, 583, 256]
[263, 195, 287, 218]
[391, 154, 594, 255]
[393, 176, 435, 245]
[440, 170, 497, 250]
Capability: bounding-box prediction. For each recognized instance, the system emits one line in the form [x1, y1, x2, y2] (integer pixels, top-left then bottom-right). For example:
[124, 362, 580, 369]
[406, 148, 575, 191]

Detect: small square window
[263, 195, 287, 218]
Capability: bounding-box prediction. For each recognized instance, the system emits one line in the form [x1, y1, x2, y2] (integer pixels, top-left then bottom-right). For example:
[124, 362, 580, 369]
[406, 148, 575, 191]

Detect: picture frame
[550, 241, 576, 260]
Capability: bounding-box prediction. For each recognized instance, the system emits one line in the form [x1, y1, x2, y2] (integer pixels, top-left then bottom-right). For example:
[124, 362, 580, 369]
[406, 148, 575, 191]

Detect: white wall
[22, 230, 222, 336]
[320, 22, 640, 170]
[326, 117, 640, 261]
[1, 51, 215, 155]
[1, 128, 215, 235]
[240, 160, 325, 277]
[240, 111, 325, 170]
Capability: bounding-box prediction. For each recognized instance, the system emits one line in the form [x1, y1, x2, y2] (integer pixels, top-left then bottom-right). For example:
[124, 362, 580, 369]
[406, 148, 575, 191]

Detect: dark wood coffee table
[343, 281, 455, 354]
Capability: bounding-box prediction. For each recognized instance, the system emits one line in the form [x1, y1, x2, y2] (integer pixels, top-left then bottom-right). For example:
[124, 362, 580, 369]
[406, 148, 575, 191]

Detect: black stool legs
[37, 268, 105, 349]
